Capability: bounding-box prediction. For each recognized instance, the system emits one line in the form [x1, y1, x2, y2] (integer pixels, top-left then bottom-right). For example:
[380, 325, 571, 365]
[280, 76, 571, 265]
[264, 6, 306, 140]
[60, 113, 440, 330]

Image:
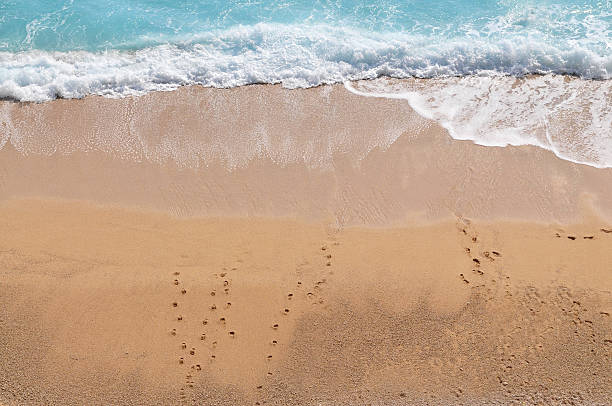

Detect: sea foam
[0, 23, 610, 102]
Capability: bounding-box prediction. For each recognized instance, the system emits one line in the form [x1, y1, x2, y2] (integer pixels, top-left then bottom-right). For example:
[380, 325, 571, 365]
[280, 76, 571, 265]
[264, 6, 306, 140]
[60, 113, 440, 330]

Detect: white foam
[345, 76, 612, 168]
[1, 23, 611, 102]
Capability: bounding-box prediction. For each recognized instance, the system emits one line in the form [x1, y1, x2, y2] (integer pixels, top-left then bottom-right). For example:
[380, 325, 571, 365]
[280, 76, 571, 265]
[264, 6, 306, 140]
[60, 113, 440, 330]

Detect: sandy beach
[0, 83, 611, 405]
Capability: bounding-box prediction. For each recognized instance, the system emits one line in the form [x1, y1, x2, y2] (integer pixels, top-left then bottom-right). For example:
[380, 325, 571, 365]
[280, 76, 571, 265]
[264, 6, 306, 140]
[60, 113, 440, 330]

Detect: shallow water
[0, 1, 610, 166]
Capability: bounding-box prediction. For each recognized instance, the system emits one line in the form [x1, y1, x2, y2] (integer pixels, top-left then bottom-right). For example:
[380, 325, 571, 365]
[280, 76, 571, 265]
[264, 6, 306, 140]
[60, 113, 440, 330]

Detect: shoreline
[2, 82, 612, 225]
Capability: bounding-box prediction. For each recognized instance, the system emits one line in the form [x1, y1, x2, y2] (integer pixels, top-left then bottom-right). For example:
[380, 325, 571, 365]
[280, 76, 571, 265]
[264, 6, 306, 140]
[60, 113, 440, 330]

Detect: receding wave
[1, 23, 611, 102]
[346, 75, 612, 168]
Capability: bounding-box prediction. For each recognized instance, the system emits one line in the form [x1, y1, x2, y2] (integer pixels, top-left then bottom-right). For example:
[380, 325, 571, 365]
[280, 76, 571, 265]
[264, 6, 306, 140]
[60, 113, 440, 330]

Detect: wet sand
[0, 83, 611, 405]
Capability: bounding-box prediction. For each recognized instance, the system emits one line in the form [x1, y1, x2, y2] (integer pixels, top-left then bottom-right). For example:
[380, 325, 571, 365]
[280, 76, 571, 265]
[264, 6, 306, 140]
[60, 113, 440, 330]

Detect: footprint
[567, 236, 576, 240]
[601, 228, 612, 233]
[173, 279, 180, 285]
[181, 288, 187, 294]
[584, 236, 594, 240]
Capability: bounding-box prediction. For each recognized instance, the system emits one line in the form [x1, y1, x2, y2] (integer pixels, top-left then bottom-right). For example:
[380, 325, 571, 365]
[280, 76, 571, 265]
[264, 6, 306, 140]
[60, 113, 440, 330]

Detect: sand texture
[0, 83, 611, 405]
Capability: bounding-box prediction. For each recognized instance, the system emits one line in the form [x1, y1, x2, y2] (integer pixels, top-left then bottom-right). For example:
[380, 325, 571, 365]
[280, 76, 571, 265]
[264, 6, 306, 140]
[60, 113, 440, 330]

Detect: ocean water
[0, 0, 611, 166]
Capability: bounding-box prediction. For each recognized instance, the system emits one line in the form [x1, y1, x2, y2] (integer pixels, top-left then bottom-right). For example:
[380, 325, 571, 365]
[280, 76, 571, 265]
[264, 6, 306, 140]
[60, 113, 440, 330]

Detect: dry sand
[0, 83, 611, 405]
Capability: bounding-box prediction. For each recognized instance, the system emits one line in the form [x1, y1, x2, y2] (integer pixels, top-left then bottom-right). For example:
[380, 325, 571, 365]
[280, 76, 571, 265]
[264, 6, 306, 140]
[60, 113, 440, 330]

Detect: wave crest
[1, 24, 610, 102]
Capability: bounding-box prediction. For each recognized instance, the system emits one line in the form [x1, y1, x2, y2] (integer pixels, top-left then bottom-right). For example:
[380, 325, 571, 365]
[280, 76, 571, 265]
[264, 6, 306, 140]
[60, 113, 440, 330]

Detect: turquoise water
[1, 0, 610, 54]
[0, 0, 610, 101]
